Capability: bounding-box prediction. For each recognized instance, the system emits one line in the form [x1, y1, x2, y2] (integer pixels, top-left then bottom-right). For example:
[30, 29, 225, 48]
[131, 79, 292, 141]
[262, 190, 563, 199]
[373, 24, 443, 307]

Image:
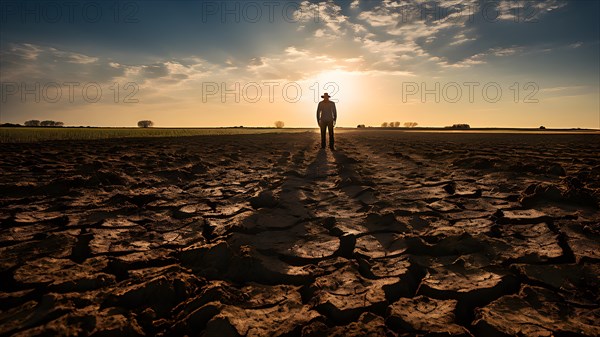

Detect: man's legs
[320, 123, 327, 149]
[328, 121, 335, 149]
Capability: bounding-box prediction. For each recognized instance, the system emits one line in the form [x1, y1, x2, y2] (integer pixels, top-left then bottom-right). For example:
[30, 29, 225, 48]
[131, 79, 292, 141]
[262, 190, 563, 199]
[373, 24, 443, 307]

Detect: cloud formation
[0, 0, 581, 88]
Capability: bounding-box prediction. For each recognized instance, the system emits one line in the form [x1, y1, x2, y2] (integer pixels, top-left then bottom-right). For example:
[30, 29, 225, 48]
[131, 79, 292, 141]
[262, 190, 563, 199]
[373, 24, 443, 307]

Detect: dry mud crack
[1, 131, 599, 336]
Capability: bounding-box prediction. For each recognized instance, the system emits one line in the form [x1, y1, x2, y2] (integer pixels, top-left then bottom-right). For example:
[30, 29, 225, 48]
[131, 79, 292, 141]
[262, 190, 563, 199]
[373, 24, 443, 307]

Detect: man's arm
[332, 102, 337, 122]
[316, 102, 321, 122]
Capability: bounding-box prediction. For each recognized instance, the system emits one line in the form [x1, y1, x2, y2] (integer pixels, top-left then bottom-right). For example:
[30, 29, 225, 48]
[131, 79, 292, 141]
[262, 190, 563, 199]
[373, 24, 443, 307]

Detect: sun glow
[305, 69, 368, 125]
[313, 70, 363, 104]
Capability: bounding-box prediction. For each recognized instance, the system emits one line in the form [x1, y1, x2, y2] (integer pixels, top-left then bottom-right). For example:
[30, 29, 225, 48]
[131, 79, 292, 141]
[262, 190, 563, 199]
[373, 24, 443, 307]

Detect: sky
[0, 0, 599, 128]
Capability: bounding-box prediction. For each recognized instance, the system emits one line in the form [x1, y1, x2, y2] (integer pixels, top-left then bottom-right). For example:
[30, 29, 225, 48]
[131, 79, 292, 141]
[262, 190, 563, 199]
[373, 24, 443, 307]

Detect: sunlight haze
[1, 0, 598, 128]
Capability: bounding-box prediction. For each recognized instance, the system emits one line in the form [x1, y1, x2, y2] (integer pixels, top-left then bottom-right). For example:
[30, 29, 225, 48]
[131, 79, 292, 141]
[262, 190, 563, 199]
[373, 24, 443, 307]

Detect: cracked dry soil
[1, 131, 599, 337]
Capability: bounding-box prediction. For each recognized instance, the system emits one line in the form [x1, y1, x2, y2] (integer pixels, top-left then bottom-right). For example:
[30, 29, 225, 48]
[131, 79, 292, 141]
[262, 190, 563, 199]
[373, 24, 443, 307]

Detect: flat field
[0, 127, 312, 143]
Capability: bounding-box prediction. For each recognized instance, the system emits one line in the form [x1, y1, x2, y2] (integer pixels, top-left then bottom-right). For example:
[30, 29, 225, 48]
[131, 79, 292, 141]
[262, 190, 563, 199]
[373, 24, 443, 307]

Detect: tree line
[24, 120, 64, 127]
[381, 122, 418, 128]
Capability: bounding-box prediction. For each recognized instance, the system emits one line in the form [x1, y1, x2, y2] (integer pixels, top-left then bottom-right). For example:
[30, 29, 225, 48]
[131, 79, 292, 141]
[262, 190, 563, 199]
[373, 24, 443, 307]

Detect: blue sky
[1, 0, 599, 128]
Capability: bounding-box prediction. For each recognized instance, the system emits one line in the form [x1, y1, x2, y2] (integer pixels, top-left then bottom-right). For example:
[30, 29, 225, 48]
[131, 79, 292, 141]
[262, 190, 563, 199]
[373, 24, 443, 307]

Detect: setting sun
[302, 69, 369, 125]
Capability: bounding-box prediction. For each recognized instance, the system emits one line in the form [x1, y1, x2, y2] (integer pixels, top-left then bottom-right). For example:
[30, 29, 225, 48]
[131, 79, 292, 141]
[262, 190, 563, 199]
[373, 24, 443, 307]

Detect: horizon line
[2, 124, 599, 131]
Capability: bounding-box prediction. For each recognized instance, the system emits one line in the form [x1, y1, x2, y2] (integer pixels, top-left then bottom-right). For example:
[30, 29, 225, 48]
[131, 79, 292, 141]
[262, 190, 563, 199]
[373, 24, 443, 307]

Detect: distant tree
[40, 120, 64, 127]
[393, 121, 401, 128]
[357, 124, 366, 128]
[24, 120, 41, 127]
[404, 122, 418, 128]
[381, 122, 388, 127]
[274, 121, 285, 128]
[539, 126, 546, 130]
[138, 120, 154, 128]
[447, 124, 470, 129]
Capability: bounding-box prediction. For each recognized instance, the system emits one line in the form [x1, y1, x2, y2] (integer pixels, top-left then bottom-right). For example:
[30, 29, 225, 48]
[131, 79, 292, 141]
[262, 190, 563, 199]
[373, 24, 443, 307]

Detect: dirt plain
[1, 130, 599, 336]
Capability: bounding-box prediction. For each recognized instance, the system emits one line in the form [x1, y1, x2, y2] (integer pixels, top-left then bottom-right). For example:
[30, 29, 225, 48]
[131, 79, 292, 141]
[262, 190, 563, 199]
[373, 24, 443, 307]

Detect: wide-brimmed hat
[321, 93, 331, 98]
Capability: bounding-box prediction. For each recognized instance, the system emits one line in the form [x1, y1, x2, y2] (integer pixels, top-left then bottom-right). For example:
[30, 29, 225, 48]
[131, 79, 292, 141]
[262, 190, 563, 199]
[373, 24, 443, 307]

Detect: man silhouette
[316, 93, 337, 150]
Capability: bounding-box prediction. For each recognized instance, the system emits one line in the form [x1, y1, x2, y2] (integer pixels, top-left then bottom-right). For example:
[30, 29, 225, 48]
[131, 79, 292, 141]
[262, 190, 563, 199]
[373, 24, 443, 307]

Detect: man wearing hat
[316, 92, 337, 150]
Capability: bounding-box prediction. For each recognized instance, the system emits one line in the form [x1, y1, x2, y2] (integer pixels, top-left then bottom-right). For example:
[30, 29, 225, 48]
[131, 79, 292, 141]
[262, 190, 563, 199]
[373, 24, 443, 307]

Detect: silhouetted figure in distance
[316, 93, 337, 150]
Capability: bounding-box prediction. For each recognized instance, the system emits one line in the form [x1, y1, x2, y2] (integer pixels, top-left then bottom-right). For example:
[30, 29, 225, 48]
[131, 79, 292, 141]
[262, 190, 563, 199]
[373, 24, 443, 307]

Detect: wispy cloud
[496, 0, 567, 22]
[1, 43, 119, 83]
[294, 1, 351, 38]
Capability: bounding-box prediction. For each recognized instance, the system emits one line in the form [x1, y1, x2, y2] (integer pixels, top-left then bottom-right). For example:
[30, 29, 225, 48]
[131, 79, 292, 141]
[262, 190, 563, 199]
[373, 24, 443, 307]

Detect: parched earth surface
[1, 130, 599, 337]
